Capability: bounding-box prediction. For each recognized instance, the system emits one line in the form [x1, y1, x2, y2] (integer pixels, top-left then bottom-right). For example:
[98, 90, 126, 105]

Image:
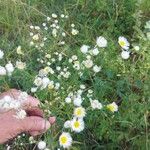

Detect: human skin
[0, 89, 55, 144]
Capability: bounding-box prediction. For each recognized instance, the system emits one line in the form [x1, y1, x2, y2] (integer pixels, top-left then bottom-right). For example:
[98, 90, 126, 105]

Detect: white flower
[74, 107, 86, 118]
[92, 48, 99, 56]
[80, 45, 90, 54]
[16, 46, 24, 55]
[71, 118, 85, 133]
[61, 14, 65, 18]
[34, 77, 42, 87]
[48, 81, 54, 90]
[90, 99, 103, 110]
[32, 34, 39, 41]
[72, 55, 78, 61]
[16, 61, 26, 70]
[118, 36, 130, 50]
[52, 28, 57, 37]
[41, 77, 50, 89]
[52, 13, 57, 18]
[96, 36, 107, 48]
[0, 66, 6, 75]
[73, 95, 83, 106]
[80, 84, 86, 89]
[0, 50, 4, 59]
[83, 59, 93, 68]
[5, 62, 14, 75]
[134, 45, 140, 51]
[121, 50, 130, 59]
[64, 120, 71, 128]
[107, 102, 118, 113]
[31, 87, 38, 93]
[38, 141, 46, 150]
[93, 65, 101, 73]
[35, 26, 40, 30]
[47, 17, 51, 21]
[59, 132, 72, 149]
[55, 82, 60, 90]
[65, 97, 72, 103]
[71, 29, 79, 35]
[15, 109, 27, 119]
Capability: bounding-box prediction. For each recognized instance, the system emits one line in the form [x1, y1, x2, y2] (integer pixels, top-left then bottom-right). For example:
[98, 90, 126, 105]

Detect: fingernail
[42, 120, 50, 130]
[49, 116, 56, 124]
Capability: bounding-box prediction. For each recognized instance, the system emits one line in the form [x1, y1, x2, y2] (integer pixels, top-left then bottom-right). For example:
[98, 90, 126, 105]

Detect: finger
[30, 131, 41, 136]
[26, 107, 43, 117]
[49, 117, 56, 125]
[0, 89, 40, 108]
[20, 116, 50, 132]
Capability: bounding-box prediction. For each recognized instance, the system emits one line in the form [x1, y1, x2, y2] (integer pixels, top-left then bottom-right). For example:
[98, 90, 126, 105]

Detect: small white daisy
[37, 141, 46, 150]
[93, 65, 101, 73]
[74, 107, 86, 118]
[0, 50, 4, 59]
[90, 99, 103, 110]
[0, 66, 6, 75]
[121, 50, 130, 59]
[71, 118, 85, 133]
[107, 102, 118, 113]
[80, 45, 90, 54]
[96, 36, 107, 48]
[59, 132, 72, 149]
[118, 36, 130, 50]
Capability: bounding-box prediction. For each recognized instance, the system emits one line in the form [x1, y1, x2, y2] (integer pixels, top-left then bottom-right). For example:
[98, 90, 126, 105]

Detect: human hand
[0, 89, 55, 144]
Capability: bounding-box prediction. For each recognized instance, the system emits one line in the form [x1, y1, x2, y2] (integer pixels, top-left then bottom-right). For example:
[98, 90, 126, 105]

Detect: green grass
[0, 0, 150, 149]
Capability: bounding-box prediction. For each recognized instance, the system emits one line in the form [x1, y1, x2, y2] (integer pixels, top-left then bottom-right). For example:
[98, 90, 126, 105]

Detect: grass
[0, 0, 150, 149]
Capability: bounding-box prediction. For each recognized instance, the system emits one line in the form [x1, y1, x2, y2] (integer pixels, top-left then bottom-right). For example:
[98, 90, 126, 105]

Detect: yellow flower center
[119, 41, 125, 47]
[60, 136, 67, 144]
[107, 104, 115, 112]
[74, 121, 80, 128]
[76, 109, 82, 116]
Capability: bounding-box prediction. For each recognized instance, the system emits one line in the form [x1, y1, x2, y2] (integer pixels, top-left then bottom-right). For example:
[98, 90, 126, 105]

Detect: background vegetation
[0, 0, 150, 149]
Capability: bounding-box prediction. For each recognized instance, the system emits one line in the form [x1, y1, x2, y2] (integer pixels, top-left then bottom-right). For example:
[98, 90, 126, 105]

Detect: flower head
[96, 36, 107, 48]
[71, 118, 85, 133]
[118, 36, 130, 50]
[74, 107, 86, 118]
[0, 50, 4, 59]
[121, 50, 130, 59]
[107, 102, 118, 113]
[59, 132, 72, 149]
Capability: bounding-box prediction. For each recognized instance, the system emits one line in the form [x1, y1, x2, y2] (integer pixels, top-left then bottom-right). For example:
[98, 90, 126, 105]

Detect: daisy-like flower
[59, 132, 72, 149]
[83, 59, 93, 68]
[0, 50, 4, 59]
[16, 46, 24, 55]
[118, 36, 130, 50]
[5, 62, 15, 75]
[32, 34, 39, 41]
[107, 102, 118, 113]
[16, 61, 26, 70]
[96, 36, 107, 48]
[93, 65, 101, 73]
[73, 95, 83, 106]
[65, 97, 72, 103]
[80, 45, 90, 54]
[71, 29, 79, 35]
[71, 118, 85, 133]
[90, 99, 103, 110]
[0, 66, 6, 75]
[121, 50, 130, 59]
[64, 120, 71, 128]
[74, 107, 86, 118]
[34, 77, 42, 87]
[37, 141, 46, 150]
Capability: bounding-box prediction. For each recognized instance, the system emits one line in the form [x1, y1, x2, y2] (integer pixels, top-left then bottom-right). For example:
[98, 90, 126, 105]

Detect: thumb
[21, 116, 50, 132]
